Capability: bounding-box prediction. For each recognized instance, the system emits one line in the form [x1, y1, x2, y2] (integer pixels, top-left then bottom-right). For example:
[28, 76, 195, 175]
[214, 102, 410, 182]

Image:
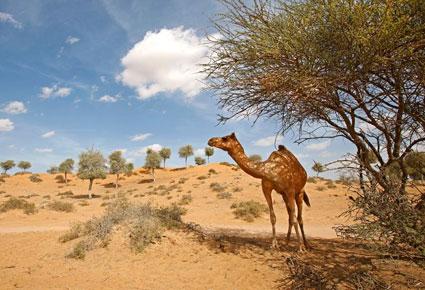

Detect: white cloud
[0, 12, 22, 29]
[194, 148, 204, 156]
[41, 130, 55, 138]
[0, 119, 14, 132]
[2, 101, 27, 114]
[98, 95, 118, 103]
[254, 135, 283, 147]
[35, 148, 53, 153]
[131, 144, 162, 157]
[65, 36, 80, 45]
[118, 27, 208, 100]
[305, 140, 331, 151]
[130, 133, 152, 142]
[40, 85, 71, 99]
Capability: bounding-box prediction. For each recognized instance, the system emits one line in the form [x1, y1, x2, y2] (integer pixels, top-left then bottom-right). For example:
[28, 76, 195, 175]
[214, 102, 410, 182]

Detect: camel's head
[208, 132, 239, 152]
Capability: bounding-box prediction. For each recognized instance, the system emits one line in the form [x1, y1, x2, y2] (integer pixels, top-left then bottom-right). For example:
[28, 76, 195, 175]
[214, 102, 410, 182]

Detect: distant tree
[0, 160, 15, 175]
[179, 145, 194, 168]
[47, 166, 59, 174]
[159, 148, 171, 168]
[312, 161, 325, 177]
[59, 159, 74, 185]
[248, 154, 262, 163]
[77, 149, 107, 199]
[125, 162, 134, 176]
[205, 147, 214, 163]
[405, 151, 425, 181]
[195, 156, 206, 166]
[109, 151, 127, 188]
[145, 149, 161, 182]
[17, 161, 31, 173]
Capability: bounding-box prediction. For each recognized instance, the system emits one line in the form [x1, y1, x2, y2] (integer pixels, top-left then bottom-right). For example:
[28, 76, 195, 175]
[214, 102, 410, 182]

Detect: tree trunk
[185, 157, 188, 168]
[64, 172, 68, 185]
[115, 174, 119, 189]
[207, 156, 209, 164]
[88, 179, 94, 199]
[152, 168, 155, 182]
[163, 159, 166, 169]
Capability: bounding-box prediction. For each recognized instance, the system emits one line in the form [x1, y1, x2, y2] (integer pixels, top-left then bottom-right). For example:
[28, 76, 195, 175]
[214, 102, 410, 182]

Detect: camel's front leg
[261, 179, 279, 249]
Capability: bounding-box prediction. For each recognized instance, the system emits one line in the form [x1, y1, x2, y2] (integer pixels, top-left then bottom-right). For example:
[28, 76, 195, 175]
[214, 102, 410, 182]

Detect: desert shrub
[306, 177, 317, 183]
[57, 190, 74, 197]
[60, 199, 186, 259]
[210, 182, 227, 192]
[48, 200, 74, 212]
[233, 186, 242, 192]
[217, 192, 232, 199]
[325, 180, 337, 189]
[316, 186, 326, 191]
[208, 168, 218, 175]
[79, 201, 89, 207]
[178, 194, 193, 205]
[336, 174, 355, 186]
[197, 175, 208, 180]
[178, 177, 188, 184]
[219, 161, 233, 167]
[230, 200, 268, 222]
[0, 197, 36, 214]
[29, 174, 42, 183]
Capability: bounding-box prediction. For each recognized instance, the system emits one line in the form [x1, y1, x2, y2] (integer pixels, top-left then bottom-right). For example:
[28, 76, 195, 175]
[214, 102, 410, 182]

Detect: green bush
[231, 200, 268, 222]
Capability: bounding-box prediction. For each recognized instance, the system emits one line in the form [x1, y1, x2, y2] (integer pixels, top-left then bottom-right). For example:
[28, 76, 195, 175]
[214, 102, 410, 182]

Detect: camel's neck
[228, 143, 265, 179]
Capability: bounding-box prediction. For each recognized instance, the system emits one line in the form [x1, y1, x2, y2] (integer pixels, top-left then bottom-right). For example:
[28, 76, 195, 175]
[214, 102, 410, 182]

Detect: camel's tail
[303, 191, 311, 207]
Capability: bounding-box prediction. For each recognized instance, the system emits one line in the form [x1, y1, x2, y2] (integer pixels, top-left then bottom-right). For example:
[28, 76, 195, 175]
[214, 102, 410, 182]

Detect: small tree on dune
[205, 147, 214, 163]
[145, 149, 161, 182]
[59, 158, 74, 185]
[77, 149, 107, 199]
[0, 160, 15, 175]
[159, 148, 171, 168]
[109, 151, 127, 188]
[312, 161, 325, 178]
[17, 161, 31, 173]
[179, 145, 194, 168]
[195, 156, 206, 166]
[125, 162, 134, 177]
[248, 154, 262, 163]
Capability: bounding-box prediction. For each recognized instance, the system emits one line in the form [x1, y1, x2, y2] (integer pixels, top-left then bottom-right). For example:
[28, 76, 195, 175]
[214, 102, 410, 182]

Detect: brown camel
[208, 132, 311, 250]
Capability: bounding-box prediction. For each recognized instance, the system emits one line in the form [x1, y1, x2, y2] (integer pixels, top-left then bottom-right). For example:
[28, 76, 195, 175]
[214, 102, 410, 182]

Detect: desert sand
[0, 163, 424, 289]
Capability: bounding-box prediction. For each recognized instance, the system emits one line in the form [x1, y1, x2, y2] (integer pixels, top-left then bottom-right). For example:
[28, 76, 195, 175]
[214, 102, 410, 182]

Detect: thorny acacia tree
[206, 0, 425, 253]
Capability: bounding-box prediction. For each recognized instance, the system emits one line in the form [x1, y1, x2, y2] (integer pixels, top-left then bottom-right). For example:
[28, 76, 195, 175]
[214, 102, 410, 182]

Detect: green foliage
[0, 197, 36, 215]
[59, 159, 74, 174]
[230, 200, 268, 222]
[205, 147, 214, 163]
[248, 154, 262, 162]
[0, 160, 15, 174]
[178, 145, 193, 167]
[145, 149, 161, 170]
[77, 149, 107, 181]
[108, 151, 126, 175]
[405, 151, 425, 180]
[17, 161, 31, 172]
[194, 156, 206, 166]
[125, 162, 134, 176]
[312, 161, 325, 177]
[159, 148, 171, 168]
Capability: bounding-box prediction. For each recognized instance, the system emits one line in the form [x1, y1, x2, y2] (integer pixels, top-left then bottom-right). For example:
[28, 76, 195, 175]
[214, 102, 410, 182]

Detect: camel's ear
[230, 132, 236, 138]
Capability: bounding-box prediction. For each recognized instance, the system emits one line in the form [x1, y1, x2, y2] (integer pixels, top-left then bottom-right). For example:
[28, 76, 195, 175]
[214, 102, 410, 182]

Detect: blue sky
[0, 0, 352, 176]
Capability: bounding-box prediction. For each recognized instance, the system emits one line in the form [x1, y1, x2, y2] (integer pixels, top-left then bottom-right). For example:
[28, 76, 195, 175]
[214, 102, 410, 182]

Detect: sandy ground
[0, 163, 424, 289]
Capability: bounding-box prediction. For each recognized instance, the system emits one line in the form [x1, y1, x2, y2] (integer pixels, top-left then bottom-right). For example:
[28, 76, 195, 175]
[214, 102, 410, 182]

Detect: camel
[208, 132, 311, 251]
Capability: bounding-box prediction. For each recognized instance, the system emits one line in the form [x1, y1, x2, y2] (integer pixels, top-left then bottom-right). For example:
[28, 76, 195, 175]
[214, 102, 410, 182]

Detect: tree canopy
[1, 160, 15, 174]
[78, 149, 107, 197]
[179, 145, 194, 167]
[205, 147, 214, 163]
[17, 161, 31, 172]
[159, 148, 171, 168]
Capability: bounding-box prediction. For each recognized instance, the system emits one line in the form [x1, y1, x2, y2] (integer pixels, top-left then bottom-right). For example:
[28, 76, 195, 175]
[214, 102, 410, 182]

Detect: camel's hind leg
[281, 193, 292, 243]
[296, 190, 311, 249]
[261, 179, 279, 249]
[287, 191, 304, 251]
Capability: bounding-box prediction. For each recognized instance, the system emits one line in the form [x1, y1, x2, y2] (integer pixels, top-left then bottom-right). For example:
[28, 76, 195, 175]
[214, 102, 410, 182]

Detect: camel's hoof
[297, 244, 307, 252]
[271, 239, 280, 250]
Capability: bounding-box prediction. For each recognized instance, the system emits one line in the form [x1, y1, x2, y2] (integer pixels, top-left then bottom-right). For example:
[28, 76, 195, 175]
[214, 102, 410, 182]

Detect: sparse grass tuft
[316, 186, 326, 191]
[210, 182, 227, 192]
[216, 192, 233, 199]
[178, 177, 189, 184]
[48, 200, 74, 212]
[197, 175, 208, 180]
[178, 194, 193, 205]
[57, 190, 74, 197]
[29, 174, 42, 183]
[230, 200, 268, 222]
[233, 186, 242, 192]
[0, 197, 36, 214]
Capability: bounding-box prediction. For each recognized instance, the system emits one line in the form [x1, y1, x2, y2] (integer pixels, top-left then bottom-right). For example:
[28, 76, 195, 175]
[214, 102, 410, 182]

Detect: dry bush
[29, 174, 42, 183]
[316, 186, 326, 191]
[230, 200, 268, 222]
[210, 182, 227, 192]
[57, 190, 74, 197]
[0, 197, 36, 214]
[48, 200, 74, 212]
[306, 177, 317, 183]
[208, 169, 218, 175]
[216, 192, 232, 199]
[197, 175, 208, 180]
[178, 178, 188, 184]
[59, 199, 186, 259]
[178, 194, 193, 205]
[325, 180, 337, 189]
[336, 174, 355, 186]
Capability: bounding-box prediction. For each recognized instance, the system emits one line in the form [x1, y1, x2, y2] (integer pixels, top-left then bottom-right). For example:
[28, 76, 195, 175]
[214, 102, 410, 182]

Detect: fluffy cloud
[0, 12, 22, 29]
[2, 101, 27, 114]
[305, 140, 331, 151]
[35, 148, 53, 153]
[40, 85, 71, 99]
[0, 119, 14, 132]
[98, 95, 118, 103]
[66, 36, 80, 45]
[118, 27, 208, 100]
[194, 148, 204, 156]
[254, 135, 283, 147]
[130, 133, 152, 142]
[41, 131, 55, 138]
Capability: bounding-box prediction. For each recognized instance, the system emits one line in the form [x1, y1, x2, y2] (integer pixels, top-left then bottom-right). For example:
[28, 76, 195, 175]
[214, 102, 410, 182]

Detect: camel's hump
[278, 145, 286, 151]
